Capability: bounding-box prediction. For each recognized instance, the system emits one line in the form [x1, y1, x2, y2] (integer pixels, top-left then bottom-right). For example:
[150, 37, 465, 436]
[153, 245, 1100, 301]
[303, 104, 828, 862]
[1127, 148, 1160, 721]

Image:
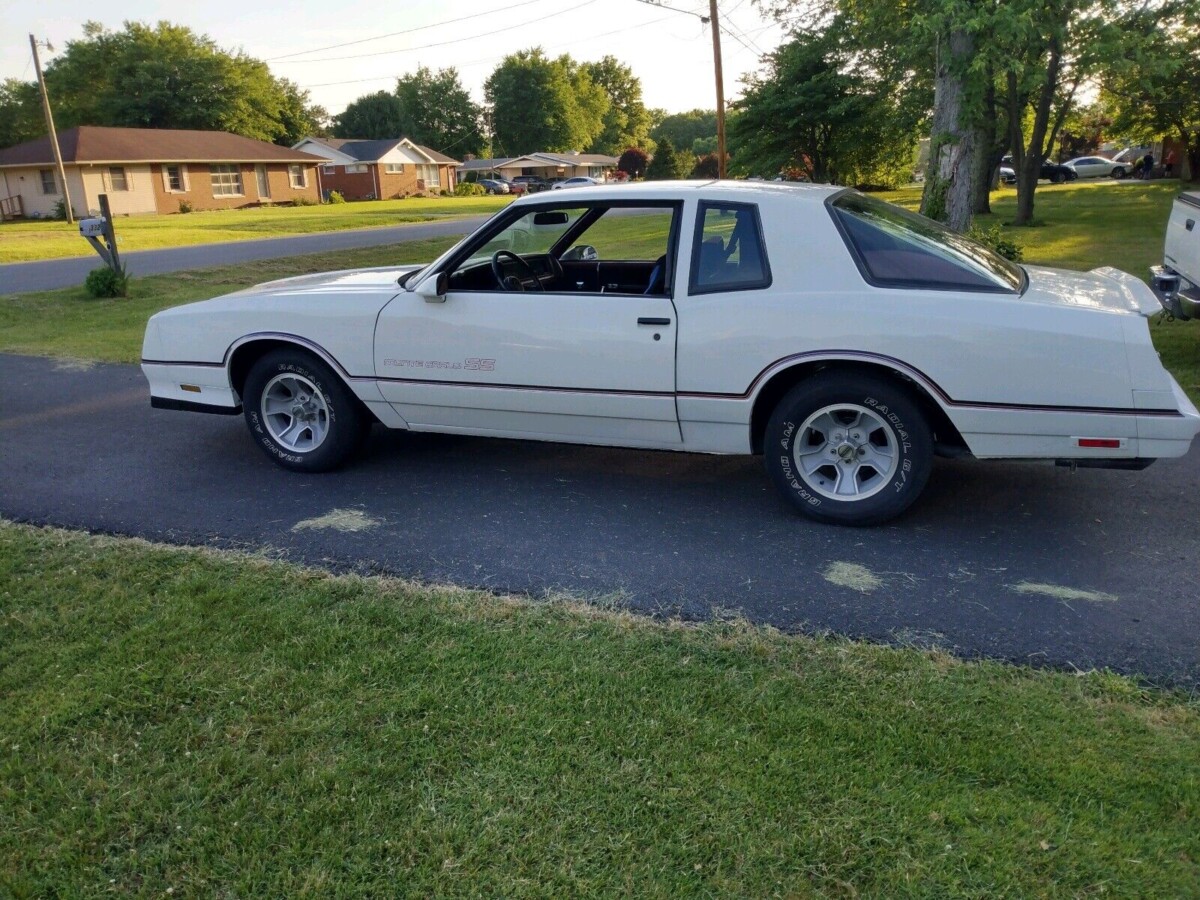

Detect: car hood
[225, 264, 426, 297]
[1020, 264, 1161, 317]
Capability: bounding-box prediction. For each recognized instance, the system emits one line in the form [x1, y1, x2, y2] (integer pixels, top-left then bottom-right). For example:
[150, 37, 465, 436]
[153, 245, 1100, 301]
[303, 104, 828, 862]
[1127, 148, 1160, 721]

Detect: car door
[372, 204, 682, 448]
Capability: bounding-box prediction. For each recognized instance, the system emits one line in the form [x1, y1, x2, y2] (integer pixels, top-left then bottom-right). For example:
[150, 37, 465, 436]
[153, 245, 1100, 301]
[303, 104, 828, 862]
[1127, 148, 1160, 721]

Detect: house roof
[459, 152, 619, 170]
[0, 126, 327, 168]
[301, 136, 460, 165]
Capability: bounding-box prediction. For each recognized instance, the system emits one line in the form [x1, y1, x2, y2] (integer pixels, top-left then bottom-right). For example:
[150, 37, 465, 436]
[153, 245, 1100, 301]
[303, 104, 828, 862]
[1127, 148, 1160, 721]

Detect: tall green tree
[1103, 4, 1200, 181]
[28, 21, 324, 145]
[582, 56, 651, 155]
[394, 67, 484, 156]
[0, 79, 43, 149]
[333, 92, 406, 139]
[645, 136, 691, 180]
[730, 28, 918, 186]
[484, 50, 608, 155]
[650, 110, 718, 156]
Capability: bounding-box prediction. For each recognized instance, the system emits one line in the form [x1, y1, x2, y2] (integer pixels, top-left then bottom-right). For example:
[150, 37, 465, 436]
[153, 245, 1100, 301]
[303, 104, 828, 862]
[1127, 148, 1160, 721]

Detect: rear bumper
[1150, 266, 1198, 320]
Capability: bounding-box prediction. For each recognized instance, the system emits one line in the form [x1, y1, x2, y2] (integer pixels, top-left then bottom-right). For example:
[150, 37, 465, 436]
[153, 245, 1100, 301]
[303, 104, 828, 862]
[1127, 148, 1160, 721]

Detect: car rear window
[689, 202, 772, 294]
[830, 192, 1023, 293]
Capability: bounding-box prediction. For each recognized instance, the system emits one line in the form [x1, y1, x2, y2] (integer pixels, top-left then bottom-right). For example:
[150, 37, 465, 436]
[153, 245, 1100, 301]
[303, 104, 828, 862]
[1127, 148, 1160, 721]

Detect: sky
[0, 0, 791, 118]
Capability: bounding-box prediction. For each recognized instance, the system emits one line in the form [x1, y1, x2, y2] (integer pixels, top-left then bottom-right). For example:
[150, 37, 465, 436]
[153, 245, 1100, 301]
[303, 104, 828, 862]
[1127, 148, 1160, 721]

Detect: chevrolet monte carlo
[142, 182, 1200, 525]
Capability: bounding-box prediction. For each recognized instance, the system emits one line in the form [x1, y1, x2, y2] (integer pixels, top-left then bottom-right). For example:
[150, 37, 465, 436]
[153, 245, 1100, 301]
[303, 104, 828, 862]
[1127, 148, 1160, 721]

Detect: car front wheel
[764, 374, 933, 525]
[1111, 167, 1125, 179]
[242, 349, 368, 472]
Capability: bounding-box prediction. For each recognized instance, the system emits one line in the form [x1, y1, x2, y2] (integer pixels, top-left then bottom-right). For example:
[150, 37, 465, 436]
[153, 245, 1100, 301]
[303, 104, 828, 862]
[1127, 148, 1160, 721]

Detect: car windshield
[465, 207, 588, 265]
[831, 192, 1023, 293]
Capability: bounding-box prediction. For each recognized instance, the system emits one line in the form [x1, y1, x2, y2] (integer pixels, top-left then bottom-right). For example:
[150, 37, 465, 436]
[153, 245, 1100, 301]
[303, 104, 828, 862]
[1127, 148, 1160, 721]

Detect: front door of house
[256, 165, 271, 200]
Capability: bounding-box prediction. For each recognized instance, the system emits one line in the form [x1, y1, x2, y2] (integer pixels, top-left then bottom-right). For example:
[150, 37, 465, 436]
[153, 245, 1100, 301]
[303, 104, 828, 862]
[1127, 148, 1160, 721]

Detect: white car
[1064, 156, 1129, 179]
[142, 182, 1199, 525]
[550, 176, 601, 190]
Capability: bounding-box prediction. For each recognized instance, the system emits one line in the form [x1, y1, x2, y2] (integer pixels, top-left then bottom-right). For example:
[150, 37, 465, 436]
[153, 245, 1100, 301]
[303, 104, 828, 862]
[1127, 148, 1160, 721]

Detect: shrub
[967, 222, 1024, 262]
[618, 147, 649, 179]
[52, 198, 68, 221]
[454, 182, 486, 197]
[84, 265, 129, 298]
[327, 191, 346, 204]
[691, 153, 721, 180]
[293, 196, 317, 207]
[177, 199, 194, 214]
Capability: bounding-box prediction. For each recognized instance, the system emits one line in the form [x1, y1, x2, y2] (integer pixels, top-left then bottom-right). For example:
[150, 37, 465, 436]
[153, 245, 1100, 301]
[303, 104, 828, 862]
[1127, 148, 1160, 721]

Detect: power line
[275, 0, 602, 65]
[298, 10, 680, 89]
[268, 0, 549, 61]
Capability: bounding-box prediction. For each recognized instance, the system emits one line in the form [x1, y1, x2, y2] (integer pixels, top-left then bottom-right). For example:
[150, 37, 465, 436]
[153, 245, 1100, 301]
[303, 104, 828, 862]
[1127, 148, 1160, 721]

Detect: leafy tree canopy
[582, 56, 652, 155]
[650, 109, 718, 156]
[394, 67, 484, 156]
[729, 27, 918, 187]
[5, 21, 327, 148]
[644, 136, 692, 180]
[618, 147, 649, 178]
[333, 92, 406, 140]
[484, 49, 609, 156]
[0, 79, 43, 149]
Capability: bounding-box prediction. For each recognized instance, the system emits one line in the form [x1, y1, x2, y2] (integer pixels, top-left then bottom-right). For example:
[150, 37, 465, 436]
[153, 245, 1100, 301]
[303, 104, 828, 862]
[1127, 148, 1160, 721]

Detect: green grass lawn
[0, 196, 511, 264]
[2, 521, 1198, 896]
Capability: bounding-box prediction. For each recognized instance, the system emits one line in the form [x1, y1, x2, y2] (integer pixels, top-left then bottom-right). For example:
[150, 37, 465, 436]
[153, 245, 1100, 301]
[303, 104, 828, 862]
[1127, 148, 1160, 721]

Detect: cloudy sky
[0, 0, 790, 117]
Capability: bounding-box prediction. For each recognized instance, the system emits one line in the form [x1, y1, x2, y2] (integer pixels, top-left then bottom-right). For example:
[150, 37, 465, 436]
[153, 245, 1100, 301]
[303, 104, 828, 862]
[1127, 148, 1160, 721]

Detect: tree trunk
[921, 28, 978, 233]
[1011, 36, 1063, 226]
[972, 73, 1000, 215]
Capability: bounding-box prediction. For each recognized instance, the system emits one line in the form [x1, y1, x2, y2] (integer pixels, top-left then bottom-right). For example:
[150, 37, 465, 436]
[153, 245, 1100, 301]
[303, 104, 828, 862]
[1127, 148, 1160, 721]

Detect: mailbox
[79, 217, 106, 238]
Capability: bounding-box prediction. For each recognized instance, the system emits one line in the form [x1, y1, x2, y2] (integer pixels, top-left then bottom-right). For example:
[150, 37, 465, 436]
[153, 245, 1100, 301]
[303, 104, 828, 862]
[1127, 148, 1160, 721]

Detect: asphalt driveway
[2, 352, 1198, 684]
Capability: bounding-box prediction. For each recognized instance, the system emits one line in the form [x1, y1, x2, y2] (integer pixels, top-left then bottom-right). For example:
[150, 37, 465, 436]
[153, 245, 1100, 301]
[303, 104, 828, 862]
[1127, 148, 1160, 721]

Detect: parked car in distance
[1064, 156, 1128, 179]
[999, 157, 1078, 184]
[551, 176, 602, 190]
[477, 178, 510, 195]
[1150, 190, 1200, 321]
[512, 175, 549, 193]
[141, 181, 1199, 526]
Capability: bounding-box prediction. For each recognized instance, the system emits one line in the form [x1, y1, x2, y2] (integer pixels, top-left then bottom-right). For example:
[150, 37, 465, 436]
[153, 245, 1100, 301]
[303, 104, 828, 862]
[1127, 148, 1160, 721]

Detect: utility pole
[708, 0, 728, 179]
[29, 34, 73, 224]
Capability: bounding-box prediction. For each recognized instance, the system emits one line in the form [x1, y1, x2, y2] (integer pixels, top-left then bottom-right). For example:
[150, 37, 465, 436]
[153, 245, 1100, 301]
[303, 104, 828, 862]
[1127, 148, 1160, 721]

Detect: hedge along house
[0, 126, 324, 219]
[291, 136, 460, 200]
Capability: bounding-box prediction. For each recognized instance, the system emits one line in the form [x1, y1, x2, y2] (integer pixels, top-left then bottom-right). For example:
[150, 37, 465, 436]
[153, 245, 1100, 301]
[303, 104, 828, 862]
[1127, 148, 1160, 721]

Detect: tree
[691, 152, 721, 179]
[1104, 5, 1200, 181]
[333, 92, 405, 139]
[484, 50, 608, 155]
[583, 56, 652, 155]
[394, 67, 484, 156]
[645, 136, 691, 180]
[30, 21, 324, 145]
[0, 79, 43, 149]
[651, 109, 718, 156]
[729, 28, 918, 187]
[618, 147, 649, 179]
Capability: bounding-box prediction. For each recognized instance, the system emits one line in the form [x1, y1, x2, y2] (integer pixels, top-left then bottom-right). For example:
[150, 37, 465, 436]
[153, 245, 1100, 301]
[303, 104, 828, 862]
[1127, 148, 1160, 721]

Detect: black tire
[1112, 167, 1125, 179]
[764, 373, 934, 526]
[1050, 172, 1065, 184]
[242, 349, 368, 472]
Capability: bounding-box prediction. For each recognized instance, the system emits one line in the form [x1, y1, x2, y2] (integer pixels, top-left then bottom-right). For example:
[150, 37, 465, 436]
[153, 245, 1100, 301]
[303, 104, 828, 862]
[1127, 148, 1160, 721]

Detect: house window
[165, 165, 185, 192]
[419, 164, 440, 186]
[344, 164, 368, 174]
[39, 169, 58, 195]
[289, 165, 307, 188]
[384, 163, 404, 174]
[322, 164, 336, 175]
[210, 164, 244, 197]
[108, 167, 129, 191]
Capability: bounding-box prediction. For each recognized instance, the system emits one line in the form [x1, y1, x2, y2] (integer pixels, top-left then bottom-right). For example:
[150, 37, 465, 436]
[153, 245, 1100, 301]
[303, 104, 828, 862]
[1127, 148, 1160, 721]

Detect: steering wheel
[491, 250, 543, 292]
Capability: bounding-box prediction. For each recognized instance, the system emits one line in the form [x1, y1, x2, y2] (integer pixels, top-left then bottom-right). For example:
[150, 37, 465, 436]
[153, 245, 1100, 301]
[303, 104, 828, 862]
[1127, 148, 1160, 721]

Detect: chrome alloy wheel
[260, 372, 330, 453]
[792, 403, 899, 501]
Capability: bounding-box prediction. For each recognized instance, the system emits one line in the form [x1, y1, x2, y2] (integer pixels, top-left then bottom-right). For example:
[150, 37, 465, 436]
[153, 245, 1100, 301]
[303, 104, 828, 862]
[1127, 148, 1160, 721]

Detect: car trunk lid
[1021, 264, 1161, 317]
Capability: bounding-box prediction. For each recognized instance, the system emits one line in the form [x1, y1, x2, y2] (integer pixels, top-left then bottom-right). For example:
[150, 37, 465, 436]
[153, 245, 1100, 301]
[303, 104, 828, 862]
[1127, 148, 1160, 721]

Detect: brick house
[458, 152, 619, 183]
[292, 136, 460, 199]
[0, 126, 324, 219]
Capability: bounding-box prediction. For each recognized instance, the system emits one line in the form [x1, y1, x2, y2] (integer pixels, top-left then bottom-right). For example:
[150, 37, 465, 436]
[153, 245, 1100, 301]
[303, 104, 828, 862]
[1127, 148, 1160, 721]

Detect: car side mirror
[417, 270, 448, 303]
[562, 244, 598, 262]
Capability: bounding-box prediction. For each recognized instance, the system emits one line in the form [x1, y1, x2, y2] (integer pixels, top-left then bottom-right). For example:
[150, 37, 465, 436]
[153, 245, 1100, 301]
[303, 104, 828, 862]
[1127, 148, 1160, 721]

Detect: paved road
[3, 352, 1198, 684]
[0, 217, 488, 295]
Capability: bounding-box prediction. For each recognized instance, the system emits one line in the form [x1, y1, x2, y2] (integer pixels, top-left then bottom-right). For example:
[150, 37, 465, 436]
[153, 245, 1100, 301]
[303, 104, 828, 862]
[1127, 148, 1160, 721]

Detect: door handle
[637, 317, 671, 326]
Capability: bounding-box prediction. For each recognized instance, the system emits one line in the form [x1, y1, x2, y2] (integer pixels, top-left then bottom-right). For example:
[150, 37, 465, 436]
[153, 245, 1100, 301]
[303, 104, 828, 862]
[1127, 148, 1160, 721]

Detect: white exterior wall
[1, 166, 63, 218]
[76, 164, 157, 215]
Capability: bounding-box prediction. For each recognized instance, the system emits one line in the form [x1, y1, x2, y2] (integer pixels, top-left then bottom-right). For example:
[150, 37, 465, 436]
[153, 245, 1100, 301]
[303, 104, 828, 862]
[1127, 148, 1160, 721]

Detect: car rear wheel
[1050, 172, 1065, 183]
[764, 374, 933, 525]
[243, 349, 368, 472]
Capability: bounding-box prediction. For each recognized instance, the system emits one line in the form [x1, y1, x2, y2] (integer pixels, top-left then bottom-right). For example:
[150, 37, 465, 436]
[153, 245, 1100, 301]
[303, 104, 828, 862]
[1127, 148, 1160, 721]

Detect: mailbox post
[78, 193, 122, 273]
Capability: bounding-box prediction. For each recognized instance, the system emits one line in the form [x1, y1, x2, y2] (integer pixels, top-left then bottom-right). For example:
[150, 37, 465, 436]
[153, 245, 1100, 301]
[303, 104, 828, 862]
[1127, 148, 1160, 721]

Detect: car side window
[689, 202, 771, 295]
